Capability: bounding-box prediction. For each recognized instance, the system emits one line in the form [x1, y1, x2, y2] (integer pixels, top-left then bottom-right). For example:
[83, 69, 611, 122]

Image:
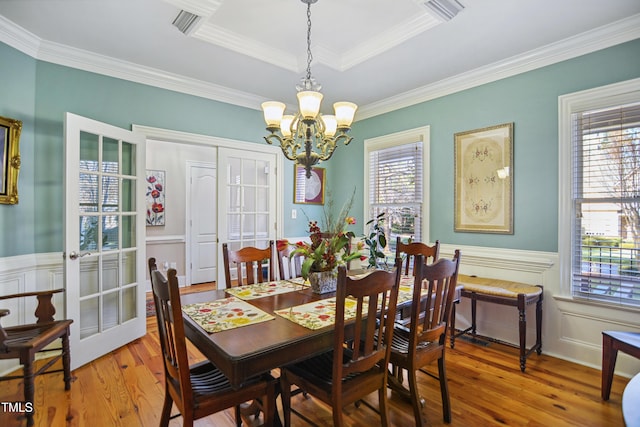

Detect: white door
[217, 148, 277, 287]
[64, 113, 146, 370]
[187, 161, 217, 284]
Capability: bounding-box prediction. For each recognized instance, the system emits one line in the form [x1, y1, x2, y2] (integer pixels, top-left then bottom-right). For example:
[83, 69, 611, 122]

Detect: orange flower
[346, 216, 356, 225]
[276, 239, 289, 252]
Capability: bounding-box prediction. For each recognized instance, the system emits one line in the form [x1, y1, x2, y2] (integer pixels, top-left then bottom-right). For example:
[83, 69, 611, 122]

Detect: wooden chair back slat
[222, 241, 275, 288]
[395, 237, 440, 275]
[334, 261, 401, 384]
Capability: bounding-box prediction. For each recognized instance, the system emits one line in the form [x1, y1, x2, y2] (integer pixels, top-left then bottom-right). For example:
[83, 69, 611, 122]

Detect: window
[364, 127, 430, 256]
[559, 79, 640, 307]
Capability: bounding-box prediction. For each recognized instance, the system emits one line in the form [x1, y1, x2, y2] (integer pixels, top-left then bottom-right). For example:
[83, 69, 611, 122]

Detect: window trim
[363, 126, 430, 244]
[558, 78, 640, 299]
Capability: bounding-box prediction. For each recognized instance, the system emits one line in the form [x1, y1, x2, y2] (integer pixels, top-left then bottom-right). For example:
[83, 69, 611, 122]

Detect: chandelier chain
[261, 0, 356, 179]
[305, 1, 313, 83]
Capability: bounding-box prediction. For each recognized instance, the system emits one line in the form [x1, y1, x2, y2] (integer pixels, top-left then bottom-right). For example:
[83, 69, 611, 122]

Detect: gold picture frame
[293, 165, 325, 205]
[0, 115, 22, 205]
[454, 123, 513, 234]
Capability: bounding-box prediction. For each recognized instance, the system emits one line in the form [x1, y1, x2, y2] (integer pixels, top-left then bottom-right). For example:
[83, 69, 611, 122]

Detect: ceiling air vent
[172, 10, 201, 35]
[423, 0, 465, 21]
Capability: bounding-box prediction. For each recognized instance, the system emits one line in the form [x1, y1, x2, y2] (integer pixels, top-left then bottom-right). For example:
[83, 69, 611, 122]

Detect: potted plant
[364, 212, 389, 270]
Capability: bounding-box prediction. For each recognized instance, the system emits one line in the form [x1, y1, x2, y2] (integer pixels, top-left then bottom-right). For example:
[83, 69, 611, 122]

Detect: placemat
[225, 280, 308, 300]
[182, 297, 274, 333]
[275, 297, 367, 330]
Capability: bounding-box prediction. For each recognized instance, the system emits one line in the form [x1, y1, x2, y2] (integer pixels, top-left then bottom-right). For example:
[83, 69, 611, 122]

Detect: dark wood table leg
[602, 332, 618, 401]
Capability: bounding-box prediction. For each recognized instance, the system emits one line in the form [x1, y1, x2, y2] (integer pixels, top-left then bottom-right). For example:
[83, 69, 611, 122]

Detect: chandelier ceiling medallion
[261, 0, 357, 178]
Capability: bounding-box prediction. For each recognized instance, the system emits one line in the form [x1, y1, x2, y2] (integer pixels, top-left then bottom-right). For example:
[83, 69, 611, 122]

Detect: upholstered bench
[451, 274, 543, 372]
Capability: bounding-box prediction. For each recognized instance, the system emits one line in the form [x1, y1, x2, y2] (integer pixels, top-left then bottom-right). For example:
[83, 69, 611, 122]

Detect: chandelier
[261, 0, 357, 178]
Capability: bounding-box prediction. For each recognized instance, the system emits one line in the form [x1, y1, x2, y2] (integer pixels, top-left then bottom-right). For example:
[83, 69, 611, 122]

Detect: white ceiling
[1, 0, 639, 119]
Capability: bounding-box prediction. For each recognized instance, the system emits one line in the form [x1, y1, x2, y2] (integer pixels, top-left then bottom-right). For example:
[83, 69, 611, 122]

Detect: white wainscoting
[1, 247, 638, 377]
[439, 243, 640, 378]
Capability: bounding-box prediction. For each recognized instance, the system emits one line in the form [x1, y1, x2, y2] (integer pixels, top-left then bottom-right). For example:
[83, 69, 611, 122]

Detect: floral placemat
[398, 275, 416, 304]
[275, 297, 367, 330]
[225, 280, 308, 301]
[182, 297, 274, 333]
[285, 277, 308, 286]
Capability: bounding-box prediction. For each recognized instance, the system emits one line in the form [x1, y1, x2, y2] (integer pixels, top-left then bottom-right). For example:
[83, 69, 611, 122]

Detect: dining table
[180, 274, 462, 390]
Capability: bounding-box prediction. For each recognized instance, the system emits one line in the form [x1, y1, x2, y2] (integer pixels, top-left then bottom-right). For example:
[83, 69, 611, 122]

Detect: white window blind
[368, 141, 423, 253]
[571, 102, 640, 306]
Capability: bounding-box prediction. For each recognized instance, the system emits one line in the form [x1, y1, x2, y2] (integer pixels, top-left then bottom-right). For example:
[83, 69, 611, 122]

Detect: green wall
[31, 61, 276, 254]
[0, 43, 36, 256]
[333, 39, 640, 252]
[0, 39, 638, 257]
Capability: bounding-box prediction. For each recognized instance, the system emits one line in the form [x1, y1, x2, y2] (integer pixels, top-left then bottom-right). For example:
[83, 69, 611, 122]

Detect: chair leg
[332, 405, 345, 427]
[159, 390, 173, 427]
[235, 405, 241, 427]
[438, 355, 452, 423]
[23, 357, 35, 427]
[62, 329, 72, 390]
[378, 379, 390, 427]
[407, 367, 426, 426]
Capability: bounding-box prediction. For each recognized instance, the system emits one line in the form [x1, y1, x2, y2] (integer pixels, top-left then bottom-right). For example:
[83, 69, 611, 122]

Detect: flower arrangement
[278, 191, 365, 279]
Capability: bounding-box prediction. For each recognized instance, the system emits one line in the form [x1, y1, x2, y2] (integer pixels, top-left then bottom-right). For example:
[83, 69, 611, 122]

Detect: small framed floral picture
[146, 170, 165, 226]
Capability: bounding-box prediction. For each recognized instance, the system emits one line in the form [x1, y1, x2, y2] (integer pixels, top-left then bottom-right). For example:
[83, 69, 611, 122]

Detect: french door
[217, 148, 278, 287]
[64, 113, 146, 370]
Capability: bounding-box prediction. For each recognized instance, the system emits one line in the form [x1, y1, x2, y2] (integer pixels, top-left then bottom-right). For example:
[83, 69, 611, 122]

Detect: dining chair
[148, 260, 277, 427]
[387, 250, 461, 425]
[277, 240, 303, 280]
[395, 237, 440, 275]
[223, 241, 275, 288]
[393, 237, 441, 338]
[280, 261, 402, 427]
[0, 289, 73, 426]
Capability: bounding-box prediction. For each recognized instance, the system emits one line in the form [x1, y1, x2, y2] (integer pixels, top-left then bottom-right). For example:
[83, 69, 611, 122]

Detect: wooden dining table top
[181, 283, 341, 389]
[180, 276, 461, 389]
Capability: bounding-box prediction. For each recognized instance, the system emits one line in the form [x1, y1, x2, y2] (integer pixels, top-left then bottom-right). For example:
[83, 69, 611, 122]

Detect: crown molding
[357, 13, 640, 120]
[0, 15, 41, 57]
[0, 13, 638, 117]
[0, 15, 264, 110]
[193, 23, 301, 73]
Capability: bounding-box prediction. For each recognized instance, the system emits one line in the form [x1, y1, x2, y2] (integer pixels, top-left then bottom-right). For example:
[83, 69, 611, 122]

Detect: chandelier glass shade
[261, 0, 357, 178]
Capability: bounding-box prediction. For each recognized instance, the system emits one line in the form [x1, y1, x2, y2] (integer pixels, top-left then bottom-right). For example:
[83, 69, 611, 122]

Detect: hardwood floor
[0, 283, 630, 426]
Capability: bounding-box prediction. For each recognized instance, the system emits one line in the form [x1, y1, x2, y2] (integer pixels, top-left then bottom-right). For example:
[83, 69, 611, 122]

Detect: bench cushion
[457, 274, 542, 298]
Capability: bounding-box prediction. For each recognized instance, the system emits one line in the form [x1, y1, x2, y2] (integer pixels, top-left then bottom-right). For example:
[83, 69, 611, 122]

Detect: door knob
[68, 251, 91, 260]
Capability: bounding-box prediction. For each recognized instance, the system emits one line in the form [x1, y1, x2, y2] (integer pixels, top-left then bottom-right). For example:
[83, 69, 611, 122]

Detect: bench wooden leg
[518, 294, 527, 372]
[470, 296, 477, 339]
[535, 294, 543, 356]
